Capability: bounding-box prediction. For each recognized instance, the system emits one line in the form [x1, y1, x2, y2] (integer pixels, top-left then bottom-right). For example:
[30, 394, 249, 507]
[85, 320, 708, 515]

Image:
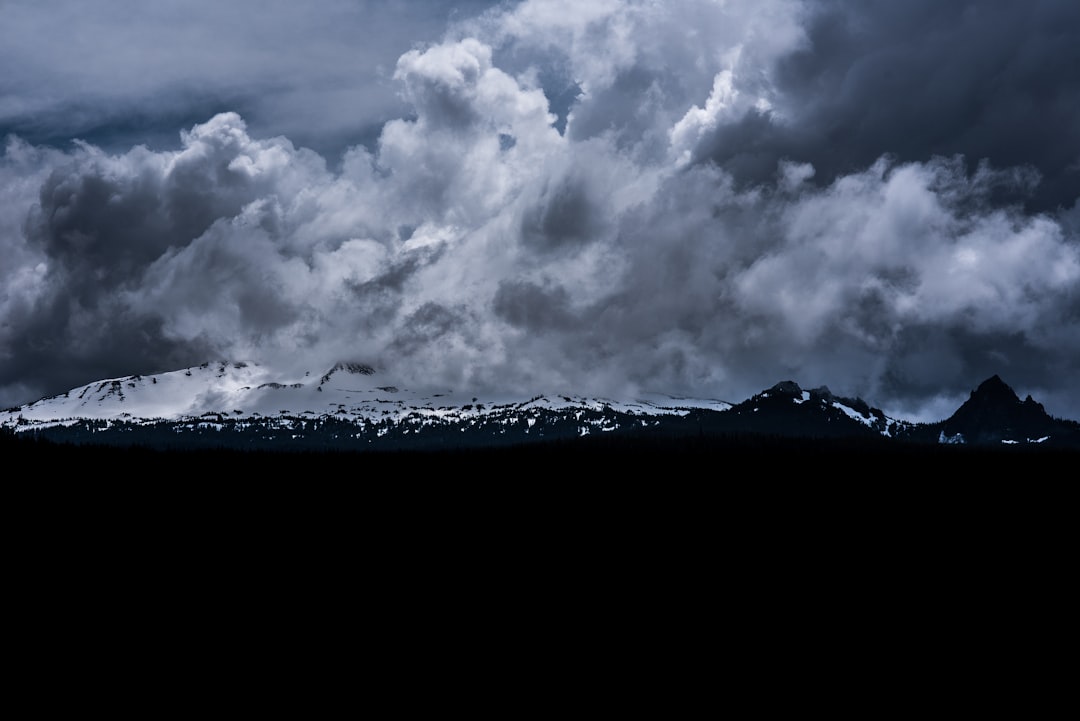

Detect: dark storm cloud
[27, 121, 263, 289]
[520, 175, 598, 251]
[2, 0, 1079, 422]
[390, 302, 469, 356]
[695, 0, 1080, 212]
[493, 279, 577, 330]
[2, 113, 328, 399]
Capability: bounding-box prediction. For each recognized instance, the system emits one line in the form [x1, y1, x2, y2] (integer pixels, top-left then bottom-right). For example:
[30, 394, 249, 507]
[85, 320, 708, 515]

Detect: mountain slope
[3, 365, 1076, 451]
[703, 380, 911, 439]
[0, 360, 734, 450]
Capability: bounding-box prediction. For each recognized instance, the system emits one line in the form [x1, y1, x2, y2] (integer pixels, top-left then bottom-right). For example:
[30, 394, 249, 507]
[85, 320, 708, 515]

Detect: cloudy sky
[2, 0, 1079, 421]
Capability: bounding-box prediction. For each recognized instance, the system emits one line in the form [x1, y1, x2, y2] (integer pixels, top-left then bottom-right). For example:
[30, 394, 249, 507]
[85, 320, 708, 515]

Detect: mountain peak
[944, 375, 1057, 443]
[767, 380, 803, 397]
[318, 362, 376, 387]
[971, 374, 1018, 401]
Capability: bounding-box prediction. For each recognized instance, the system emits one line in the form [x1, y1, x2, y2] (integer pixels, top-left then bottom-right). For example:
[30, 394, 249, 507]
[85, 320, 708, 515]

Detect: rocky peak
[768, 380, 803, 398]
[942, 375, 1056, 443]
[318, 362, 376, 387]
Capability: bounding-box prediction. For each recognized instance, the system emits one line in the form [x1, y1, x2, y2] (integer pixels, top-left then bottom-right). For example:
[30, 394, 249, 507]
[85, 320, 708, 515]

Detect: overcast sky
[2, 0, 1079, 421]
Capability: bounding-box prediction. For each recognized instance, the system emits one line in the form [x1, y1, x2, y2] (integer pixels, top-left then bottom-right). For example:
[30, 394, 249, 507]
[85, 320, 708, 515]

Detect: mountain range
[4, 361, 1079, 453]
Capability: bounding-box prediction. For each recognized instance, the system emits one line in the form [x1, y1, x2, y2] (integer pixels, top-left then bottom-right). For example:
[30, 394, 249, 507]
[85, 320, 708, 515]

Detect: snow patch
[830, 401, 875, 427]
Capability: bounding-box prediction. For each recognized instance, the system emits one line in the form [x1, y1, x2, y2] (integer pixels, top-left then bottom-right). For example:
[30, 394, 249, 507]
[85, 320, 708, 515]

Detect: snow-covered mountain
[3, 363, 1077, 450]
[0, 359, 732, 421]
[711, 380, 915, 439]
[0, 360, 734, 449]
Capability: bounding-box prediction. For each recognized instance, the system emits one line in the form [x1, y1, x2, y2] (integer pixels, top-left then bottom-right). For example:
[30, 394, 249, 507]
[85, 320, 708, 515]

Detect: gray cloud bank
[0, 0, 495, 156]
[2, 0, 1079, 421]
